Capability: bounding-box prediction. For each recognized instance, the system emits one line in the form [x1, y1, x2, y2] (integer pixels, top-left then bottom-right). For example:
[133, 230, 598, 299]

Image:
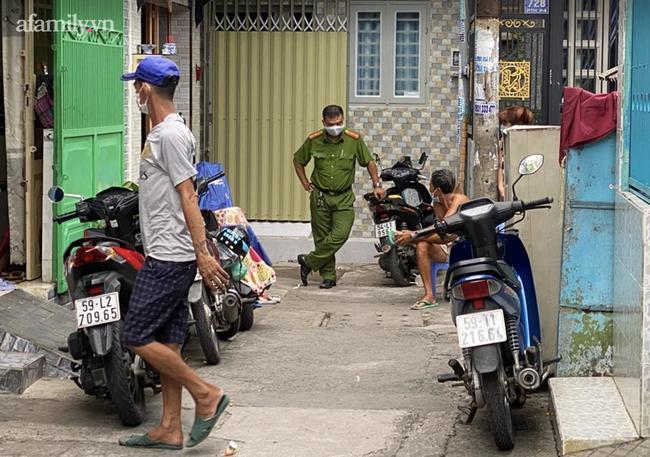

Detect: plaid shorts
[121, 257, 197, 347]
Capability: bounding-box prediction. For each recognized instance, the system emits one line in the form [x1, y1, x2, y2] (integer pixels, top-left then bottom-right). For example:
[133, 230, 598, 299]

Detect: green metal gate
[54, 0, 124, 291]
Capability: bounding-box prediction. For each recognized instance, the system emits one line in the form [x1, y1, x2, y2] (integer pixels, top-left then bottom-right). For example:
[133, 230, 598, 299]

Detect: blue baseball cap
[121, 56, 180, 86]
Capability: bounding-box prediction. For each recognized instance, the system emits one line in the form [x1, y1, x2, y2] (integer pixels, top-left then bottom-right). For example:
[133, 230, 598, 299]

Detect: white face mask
[136, 84, 150, 115]
[325, 125, 345, 137]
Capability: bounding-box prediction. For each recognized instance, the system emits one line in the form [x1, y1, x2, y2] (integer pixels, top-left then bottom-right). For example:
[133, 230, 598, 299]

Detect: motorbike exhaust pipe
[517, 367, 542, 391]
[222, 291, 241, 324]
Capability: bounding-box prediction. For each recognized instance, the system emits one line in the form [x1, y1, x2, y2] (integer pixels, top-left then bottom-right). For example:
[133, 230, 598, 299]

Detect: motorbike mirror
[418, 152, 428, 166]
[518, 154, 544, 176]
[47, 186, 65, 203]
[512, 154, 545, 201]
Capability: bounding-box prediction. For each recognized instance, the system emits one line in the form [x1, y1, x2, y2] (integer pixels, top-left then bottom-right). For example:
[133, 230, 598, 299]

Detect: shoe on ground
[297, 254, 311, 286]
[320, 279, 336, 289]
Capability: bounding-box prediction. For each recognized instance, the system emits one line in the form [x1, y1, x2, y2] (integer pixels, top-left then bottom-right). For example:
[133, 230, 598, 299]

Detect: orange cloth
[213, 207, 276, 295]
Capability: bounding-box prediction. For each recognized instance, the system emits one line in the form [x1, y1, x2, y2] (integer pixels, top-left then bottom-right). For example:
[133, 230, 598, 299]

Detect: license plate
[375, 220, 396, 238]
[74, 292, 121, 329]
[456, 309, 507, 349]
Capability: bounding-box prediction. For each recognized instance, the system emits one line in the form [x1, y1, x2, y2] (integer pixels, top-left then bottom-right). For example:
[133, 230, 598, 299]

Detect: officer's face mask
[136, 83, 150, 115]
[324, 124, 345, 137]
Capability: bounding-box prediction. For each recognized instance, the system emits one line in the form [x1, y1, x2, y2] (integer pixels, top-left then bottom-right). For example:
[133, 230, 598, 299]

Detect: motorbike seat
[444, 257, 520, 292]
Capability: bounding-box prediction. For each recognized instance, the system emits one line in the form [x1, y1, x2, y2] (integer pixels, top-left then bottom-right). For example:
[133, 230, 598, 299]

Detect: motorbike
[416, 154, 561, 451]
[48, 173, 224, 426]
[190, 210, 257, 342]
[364, 152, 435, 286]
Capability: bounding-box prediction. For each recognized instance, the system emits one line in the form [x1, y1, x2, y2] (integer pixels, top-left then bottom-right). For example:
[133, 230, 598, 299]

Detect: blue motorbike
[415, 154, 560, 451]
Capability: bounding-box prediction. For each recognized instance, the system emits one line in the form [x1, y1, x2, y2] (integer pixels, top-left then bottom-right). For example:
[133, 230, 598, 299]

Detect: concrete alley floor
[0, 264, 557, 456]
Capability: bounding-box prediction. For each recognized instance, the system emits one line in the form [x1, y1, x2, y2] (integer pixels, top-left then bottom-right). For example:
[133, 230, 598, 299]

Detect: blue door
[629, 0, 650, 198]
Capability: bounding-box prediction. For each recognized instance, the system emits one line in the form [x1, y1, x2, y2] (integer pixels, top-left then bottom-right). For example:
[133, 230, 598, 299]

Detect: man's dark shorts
[121, 257, 197, 347]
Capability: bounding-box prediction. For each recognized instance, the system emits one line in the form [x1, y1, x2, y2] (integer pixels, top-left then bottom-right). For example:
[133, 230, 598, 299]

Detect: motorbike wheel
[482, 369, 515, 451]
[190, 291, 221, 365]
[106, 322, 146, 427]
[217, 316, 241, 341]
[388, 248, 411, 287]
[239, 301, 255, 332]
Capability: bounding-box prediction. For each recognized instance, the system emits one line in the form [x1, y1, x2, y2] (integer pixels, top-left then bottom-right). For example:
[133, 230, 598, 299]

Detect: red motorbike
[48, 173, 223, 426]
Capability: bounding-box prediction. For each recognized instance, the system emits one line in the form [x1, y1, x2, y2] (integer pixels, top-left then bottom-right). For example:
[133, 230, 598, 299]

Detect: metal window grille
[563, 0, 619, 93]
[498, 0, 550, 123]
[356, 11, 381, 96]
[212, 0, 348, 32]
[394, 12, 420, 97]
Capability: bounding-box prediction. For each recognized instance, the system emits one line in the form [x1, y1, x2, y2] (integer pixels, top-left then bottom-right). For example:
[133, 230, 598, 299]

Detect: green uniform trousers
[306, 189, 355, 281]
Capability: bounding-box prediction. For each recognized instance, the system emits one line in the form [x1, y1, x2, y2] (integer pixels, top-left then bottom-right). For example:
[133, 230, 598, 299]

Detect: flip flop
[411, 299, 439, 310]
[118, 434, 183, 450]
[186, 394, 230, 448]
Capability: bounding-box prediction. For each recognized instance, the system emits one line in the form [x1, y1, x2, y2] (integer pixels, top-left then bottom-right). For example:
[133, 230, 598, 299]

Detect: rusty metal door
[557, 134, 616, 375]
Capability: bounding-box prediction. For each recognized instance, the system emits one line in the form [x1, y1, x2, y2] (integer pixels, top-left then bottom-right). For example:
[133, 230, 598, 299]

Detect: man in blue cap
[118, 56, 229, 450]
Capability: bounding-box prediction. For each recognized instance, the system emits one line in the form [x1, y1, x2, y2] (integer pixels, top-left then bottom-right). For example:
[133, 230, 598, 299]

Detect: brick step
[0, 351, 46, 394]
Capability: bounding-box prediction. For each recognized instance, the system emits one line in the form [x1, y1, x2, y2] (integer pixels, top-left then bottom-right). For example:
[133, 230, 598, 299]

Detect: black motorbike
[48, 173, 224, 426]
[364, 152, 434, 286]
[190, 208, 257, 342]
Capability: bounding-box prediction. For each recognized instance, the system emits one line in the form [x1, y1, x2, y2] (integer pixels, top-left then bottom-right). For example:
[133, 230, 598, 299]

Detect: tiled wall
[122, 1, 202, 182]
[348, 0, 460, 238]
[168, 6, 202, 154]
[613, 191, 650, 435]
[123, 0, 141, 182]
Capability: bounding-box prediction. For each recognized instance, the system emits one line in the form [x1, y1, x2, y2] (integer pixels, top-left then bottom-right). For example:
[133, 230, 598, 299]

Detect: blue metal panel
[629, 0, 650, 199]
[559, 134, 616, 312]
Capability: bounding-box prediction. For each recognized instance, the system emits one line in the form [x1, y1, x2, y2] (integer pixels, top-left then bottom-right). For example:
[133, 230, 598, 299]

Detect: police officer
[293, 105, 386, 289]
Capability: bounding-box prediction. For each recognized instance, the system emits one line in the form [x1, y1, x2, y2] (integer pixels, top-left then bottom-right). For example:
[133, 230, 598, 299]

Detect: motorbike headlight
[401, 188, 422, 207]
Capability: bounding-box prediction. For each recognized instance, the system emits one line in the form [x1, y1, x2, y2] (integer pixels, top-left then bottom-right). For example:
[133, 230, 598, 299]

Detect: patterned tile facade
[613, 192, 643, 430]
[123, 0, 141, 182]
[348, 1, 460, 238]
[613, 191, 650, 435]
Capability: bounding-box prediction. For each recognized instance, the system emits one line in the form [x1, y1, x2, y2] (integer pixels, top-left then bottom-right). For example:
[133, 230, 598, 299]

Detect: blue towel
[0, 278, 16, 292]
[196, 161, 234, 210]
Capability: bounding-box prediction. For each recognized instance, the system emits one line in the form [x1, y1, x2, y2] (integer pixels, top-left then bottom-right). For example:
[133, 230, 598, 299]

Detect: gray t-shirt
[139, 113, 197, 261]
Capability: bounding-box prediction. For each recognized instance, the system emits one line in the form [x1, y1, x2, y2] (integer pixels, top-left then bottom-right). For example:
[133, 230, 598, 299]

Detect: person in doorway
[498, 105, 534, 127]
[394, 169, 469, 310]
[119, 56, 229, 450]
[293, 105, 386, 289]
[497, 105, 535, 200]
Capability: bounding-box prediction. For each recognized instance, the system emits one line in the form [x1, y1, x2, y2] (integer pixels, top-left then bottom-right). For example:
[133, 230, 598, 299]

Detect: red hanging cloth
[559, 87, 618, 165]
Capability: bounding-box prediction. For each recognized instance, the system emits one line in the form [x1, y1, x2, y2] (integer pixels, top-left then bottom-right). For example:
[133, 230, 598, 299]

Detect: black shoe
[297, 254, 311, 286]
[319, 279, 337, 289]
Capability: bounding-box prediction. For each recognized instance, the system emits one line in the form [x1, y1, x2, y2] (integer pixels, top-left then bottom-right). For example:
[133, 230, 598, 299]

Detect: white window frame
[350, 1, 428, 105]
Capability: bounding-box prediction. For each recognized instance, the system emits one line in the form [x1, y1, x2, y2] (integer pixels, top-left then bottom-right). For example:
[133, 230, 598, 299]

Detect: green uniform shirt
[293, 128, 373, 193]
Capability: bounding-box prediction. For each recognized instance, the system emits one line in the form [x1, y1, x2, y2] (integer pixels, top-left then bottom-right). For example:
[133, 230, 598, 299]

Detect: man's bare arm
[176, 179, 229, 288]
